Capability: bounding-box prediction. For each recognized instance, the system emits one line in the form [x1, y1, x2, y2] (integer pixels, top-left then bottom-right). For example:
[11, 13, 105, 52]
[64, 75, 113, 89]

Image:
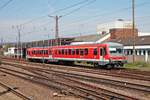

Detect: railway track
[1, 58, 150, 82]
[1, 61, 150, 99]
[1, 57, 150, 100]
[0, 81, 32, 100]
[0, 65, 138, 100]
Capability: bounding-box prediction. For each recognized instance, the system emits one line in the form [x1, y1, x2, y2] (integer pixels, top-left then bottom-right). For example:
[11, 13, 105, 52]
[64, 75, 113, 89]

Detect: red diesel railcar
[26, 42, 127, 68]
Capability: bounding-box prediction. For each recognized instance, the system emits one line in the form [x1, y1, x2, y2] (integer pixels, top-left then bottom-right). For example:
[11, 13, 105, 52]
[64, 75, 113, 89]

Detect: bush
[125, 62, 150, 68]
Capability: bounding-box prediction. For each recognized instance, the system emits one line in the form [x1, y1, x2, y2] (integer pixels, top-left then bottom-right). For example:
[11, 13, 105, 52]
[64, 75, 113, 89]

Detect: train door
[99, 47, 106, 65]
[49, 48, 53, 60]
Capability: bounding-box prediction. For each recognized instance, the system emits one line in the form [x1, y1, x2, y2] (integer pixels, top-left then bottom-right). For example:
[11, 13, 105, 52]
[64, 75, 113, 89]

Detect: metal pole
[16, 25, 21, 59]
[132, 0, 135, 63]
[48, 15, 62, 46]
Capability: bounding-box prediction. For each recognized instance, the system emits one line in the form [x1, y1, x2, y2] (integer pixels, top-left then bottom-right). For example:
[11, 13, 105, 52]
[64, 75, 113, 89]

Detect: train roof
[27, 42, 123, 50]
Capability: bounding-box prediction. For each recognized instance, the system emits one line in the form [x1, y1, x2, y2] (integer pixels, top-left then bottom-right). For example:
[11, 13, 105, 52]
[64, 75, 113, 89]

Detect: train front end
[106, 42, 127, 68]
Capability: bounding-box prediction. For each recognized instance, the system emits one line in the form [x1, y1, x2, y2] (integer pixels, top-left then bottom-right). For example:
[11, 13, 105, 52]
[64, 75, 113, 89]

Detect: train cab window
[62, 49, 64, 55]
[80, 49, 84, 55]
[69, 49, 71, 55]
[72, 49, 75, 55]
[85, 48, 88, 55]
[100, 48, 103, 56]
[76, 49, 79, 55]
[93, 48, 97, 55]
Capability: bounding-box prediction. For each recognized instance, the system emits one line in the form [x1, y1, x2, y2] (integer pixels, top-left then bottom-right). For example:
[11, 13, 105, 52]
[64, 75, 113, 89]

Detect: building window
[148, 50, 150, 55]
[139, 50, 141, 55]
[143, 50, 146, 55]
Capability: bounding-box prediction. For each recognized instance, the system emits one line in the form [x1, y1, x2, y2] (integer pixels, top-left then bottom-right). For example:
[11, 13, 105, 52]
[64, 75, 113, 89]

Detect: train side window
[76, 49, 79, 55]
[38, 50, 40, 54]
[80, 49, 84, 55]
[35, 50, 38, 54]
[69, 49, 71, 55]
[55, 50, 57, 55]
[43, 50, 45, 54]
[49, 50, 51, 55]
[85, 48, 88, 55]
[41, 50, 43, 54]
[93, 48, 97, 55]
[65, 49, 67, 55]
[32, 51, 34, 54]
[72, 49, 75, 55]
[46, 50, 48, 54]
[62, 49, 64, 55]
[59, 50, 61, 55]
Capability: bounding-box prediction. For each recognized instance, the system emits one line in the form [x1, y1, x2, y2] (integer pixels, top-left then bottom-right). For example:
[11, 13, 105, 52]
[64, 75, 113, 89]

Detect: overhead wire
[9, 0, 150, 41]
[19, 0, 89, 26]
[19, 0, 93, 37]
[0, 0, 13, 11]
[61, 1, 150, 29]
[62, 0, 96, 17]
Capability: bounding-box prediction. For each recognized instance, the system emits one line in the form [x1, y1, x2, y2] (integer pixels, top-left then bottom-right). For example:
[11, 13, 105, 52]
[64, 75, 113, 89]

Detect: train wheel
[94, 63, 98, 67]
[106, 64, 112, 69]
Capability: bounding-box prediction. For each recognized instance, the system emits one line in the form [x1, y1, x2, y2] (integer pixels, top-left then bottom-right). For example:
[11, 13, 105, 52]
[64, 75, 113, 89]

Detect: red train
[26, 42, 127, 69]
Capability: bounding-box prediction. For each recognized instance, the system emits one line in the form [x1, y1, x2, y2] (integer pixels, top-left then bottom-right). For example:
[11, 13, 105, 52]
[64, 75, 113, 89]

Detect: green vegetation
[125, 62, 150, 71]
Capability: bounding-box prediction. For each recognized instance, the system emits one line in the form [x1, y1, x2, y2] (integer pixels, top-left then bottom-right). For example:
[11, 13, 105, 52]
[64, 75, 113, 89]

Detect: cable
[19, 0, 89, 26]
[61, 1, 150, 29]
[0, 0, 13, 11]
[62, 0, 96, 17]
[50, 0, 89, 14]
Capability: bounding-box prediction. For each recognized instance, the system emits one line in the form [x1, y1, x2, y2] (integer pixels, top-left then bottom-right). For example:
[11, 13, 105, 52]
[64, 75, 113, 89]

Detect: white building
[97, 19, 133, 34]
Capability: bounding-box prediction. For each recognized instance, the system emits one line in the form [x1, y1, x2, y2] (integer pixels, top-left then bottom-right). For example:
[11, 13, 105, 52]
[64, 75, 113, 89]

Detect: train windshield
[109, 47, 123, 56]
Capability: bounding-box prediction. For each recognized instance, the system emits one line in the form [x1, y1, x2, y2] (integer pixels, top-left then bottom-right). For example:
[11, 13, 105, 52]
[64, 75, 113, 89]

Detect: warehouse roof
[73, 33, 109, 42]
[108, 35, 150, 46]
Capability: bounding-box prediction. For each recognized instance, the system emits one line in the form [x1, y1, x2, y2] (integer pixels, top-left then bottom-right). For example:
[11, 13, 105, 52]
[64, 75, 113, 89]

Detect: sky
[0, 0, 150, 43]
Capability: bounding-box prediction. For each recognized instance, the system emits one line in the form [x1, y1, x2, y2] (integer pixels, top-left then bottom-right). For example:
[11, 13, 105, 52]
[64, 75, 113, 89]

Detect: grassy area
[124, 62, 150, 71]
